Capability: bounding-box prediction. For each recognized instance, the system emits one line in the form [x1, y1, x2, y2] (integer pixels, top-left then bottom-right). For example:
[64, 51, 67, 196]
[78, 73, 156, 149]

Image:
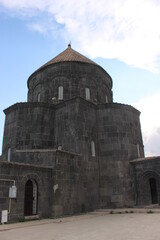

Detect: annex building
[0, 44, 160, 222]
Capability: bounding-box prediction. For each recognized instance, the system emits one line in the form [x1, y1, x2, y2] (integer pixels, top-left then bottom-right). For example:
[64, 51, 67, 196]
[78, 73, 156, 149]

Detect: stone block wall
[54, 97, 98, 156]
[97, 103, 144, 208]
[27, 62, 113, 104]
[131, 157, 160, 205]
[1, 97, 145, 213]
[2, 102, 55, 157]
[0, 161, 53, 222]
[52, 150, 99, 217]
[9, 149, 57, 166]
[0, 148, 99, 221]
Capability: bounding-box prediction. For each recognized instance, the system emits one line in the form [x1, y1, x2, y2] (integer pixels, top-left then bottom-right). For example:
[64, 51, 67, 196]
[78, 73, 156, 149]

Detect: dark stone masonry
[0, 44, 160, 222]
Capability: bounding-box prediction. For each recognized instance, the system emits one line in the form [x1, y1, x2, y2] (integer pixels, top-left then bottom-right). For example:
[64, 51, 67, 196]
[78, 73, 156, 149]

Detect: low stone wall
[0, 161, 53, 222]
[131, 157, 160, 205]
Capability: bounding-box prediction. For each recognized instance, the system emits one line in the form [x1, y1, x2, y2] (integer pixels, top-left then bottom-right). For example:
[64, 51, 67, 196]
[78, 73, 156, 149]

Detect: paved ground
[1, 210, 160, 240]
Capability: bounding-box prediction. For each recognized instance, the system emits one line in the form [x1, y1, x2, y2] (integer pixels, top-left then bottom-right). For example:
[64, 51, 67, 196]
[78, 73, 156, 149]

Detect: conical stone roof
[40, 44, 98, 69]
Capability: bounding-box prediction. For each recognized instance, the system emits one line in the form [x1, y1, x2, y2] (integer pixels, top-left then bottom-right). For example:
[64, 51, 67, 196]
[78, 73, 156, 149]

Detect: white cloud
[27, 17, 59, 37]
[28, 23, 47, 34]
[132, 93, 160, 157]
[0, 0, 160, 72]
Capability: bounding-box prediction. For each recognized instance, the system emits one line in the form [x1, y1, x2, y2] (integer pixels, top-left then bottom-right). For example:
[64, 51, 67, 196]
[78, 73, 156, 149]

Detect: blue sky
[0, 0, 160, 156]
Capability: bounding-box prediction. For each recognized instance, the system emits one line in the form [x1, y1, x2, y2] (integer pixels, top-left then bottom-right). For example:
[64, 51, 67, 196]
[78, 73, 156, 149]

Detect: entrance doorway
[24, 179, 38, 216]
[149, 178, 158, 204]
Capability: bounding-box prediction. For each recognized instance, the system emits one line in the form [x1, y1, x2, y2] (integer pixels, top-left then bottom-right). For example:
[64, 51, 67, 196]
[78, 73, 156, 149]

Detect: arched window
[37, 93, 41, 102]
[91, 141, 96, 157]
[106, 95, 108, 103]
[85, 88, 90, 100]
[137, 143, 140, 158]
[7, 148, 11, 162]
[58, 86, 63, 100]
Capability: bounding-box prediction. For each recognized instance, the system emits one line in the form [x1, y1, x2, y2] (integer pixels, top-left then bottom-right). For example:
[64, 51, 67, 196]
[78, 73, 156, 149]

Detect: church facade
[0, 45, 160, 222]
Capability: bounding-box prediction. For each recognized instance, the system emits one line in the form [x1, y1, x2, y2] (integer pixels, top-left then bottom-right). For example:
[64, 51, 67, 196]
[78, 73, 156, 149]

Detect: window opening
[137, 143, 140, 158]
[7, 148, 11, 162]
[85, 88, 90, 100]
[37, 93, 41, 102]
[91, 141, 96, 157]
[58, 86, 63, 100]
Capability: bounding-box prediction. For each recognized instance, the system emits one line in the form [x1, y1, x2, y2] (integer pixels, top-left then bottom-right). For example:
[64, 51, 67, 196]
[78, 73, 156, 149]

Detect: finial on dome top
[68, 42, 71, 48]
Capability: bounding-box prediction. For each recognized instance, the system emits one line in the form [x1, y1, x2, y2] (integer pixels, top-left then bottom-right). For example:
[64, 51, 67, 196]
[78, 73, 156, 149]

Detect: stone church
[0, 44, 160, 222]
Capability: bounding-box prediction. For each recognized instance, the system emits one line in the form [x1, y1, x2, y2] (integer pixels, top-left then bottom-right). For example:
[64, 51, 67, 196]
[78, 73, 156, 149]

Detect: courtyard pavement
[1, 209, 160, 240]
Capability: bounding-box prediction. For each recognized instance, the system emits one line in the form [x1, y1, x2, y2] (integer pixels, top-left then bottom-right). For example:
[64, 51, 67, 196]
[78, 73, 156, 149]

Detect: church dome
[27, 45, 113, 104]
[39, 44, 98, 70]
